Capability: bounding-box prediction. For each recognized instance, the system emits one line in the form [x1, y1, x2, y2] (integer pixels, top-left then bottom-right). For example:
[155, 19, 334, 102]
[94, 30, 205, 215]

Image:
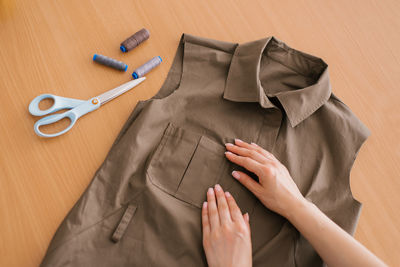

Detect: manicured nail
[235, 138, 243, 144]
[225, 151, 233, 156]
[203, 202, 208, 208]
[225, 191, 231, 197]
[208, 188, 214, 194]
[232, 171, 240, 179]
[214, 184, 222, 191]
[250, 142, 258, 146]
[225, 143, 234, 147]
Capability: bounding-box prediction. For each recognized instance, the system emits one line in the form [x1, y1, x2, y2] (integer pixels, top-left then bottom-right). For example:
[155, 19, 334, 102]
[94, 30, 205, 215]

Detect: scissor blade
[97, 77, 146, 105]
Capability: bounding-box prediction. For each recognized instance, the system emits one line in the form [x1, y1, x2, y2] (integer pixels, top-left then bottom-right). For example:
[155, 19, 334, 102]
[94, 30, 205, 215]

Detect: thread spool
[132, 56, 162, 79]
[93, 54, 128, 71]
[120, 28, 150, 53]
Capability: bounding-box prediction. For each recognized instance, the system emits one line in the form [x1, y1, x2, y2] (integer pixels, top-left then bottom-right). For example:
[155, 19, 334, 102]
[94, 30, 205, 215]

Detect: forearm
[223, 140, 386, 266]
[286, 199, 387, 267]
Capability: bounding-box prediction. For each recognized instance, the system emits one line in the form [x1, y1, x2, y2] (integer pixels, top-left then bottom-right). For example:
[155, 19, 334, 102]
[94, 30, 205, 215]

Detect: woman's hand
[202, 184, 252, 267]
[224, 139, 387, 267]
[224, 139, 305, 219]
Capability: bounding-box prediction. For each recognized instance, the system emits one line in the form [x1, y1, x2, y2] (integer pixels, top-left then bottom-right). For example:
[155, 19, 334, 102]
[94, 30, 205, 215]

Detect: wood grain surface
[0, 0, 399, 266]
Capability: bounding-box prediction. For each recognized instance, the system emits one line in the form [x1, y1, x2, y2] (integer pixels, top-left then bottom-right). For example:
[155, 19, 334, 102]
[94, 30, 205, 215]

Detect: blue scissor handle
[29, 94, 86, 117]
[33, 97, 101, 138]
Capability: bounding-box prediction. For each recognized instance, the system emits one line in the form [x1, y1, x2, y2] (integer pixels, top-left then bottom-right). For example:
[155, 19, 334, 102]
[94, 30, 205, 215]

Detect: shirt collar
[223, 36, 332, 127]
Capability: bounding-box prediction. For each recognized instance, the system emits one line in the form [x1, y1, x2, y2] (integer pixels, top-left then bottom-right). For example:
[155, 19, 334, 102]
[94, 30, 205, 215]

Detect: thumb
[243, 212, 250, 231]
[232, 170, 262, 197]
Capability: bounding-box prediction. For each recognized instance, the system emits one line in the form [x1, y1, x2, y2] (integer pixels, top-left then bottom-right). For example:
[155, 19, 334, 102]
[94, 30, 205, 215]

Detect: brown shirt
[41, 33, 370, 267]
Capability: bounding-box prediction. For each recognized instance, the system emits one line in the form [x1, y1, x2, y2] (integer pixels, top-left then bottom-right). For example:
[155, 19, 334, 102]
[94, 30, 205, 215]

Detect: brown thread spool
[120, 28, 150, 53]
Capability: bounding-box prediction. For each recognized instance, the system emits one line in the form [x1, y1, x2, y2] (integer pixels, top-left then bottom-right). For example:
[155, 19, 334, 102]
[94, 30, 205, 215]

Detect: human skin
[202, 185, 252, 267]
[201, 139, 387, 267]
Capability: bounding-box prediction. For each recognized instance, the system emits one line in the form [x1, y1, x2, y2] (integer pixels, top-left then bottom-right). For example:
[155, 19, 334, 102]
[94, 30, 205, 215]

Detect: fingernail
[203, 202, 208, 208]
[250, 142, 258, 146]
[245, 213, 249, 222]
[232, 171, 240, 179]
[225, 191, 231, 197]
[207, 188, 214, 194]
[225, 151, 233, 156]
[214, 184, 222, 191]
[225, 143, 234, 147]
[235, 138, 243, 144]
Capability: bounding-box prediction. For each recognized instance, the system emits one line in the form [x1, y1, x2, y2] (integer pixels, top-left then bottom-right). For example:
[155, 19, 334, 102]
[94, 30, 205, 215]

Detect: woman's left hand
[202, 184, 252, 267]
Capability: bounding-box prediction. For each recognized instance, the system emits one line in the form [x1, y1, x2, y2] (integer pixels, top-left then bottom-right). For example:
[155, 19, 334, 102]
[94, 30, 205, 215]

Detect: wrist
[284, 196, 314, 223]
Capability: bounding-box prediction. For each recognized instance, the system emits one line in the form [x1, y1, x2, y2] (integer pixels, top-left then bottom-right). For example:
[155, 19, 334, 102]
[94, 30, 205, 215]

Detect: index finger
[224, 151, 264, 177]
[225, 192, 245, 223]
[235, 139, 276, 161]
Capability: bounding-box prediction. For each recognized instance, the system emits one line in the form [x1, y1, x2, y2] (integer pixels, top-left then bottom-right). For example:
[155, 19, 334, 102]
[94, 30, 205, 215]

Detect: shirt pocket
[146, 123, 231, 208]
[146, 122, 257, 214]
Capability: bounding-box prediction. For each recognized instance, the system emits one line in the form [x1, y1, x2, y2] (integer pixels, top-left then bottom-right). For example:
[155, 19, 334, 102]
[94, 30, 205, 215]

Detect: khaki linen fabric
[41, 33, 370, 267]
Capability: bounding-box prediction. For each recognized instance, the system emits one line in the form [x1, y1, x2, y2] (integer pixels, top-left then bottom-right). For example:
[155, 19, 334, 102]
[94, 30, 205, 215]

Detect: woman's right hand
[224, 139, 306, 219]
[224, 139, 388, 267]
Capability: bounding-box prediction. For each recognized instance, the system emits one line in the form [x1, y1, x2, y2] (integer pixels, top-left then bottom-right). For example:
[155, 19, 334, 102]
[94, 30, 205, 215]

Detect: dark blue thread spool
[93, 54, 128, 71]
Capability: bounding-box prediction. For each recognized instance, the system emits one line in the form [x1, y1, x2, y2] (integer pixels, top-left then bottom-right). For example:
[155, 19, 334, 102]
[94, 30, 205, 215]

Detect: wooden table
[1, 0, 399, 265]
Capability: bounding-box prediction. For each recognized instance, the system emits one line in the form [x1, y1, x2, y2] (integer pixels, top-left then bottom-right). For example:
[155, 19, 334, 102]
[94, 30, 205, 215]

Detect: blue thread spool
[93, 54, 128, 71]
[132, 56, 162, 79]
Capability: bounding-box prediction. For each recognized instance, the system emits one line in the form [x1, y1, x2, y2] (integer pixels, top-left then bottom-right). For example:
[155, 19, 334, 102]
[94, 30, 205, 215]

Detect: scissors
[28, 77, 146, 138]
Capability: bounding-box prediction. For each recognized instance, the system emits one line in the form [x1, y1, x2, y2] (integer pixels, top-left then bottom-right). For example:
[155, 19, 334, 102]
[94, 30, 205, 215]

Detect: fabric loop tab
[111, 204, 137, 243]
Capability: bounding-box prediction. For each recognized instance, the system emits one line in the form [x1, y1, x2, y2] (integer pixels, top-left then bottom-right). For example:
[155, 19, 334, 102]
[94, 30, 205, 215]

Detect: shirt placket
[256, 107, 283, 153]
